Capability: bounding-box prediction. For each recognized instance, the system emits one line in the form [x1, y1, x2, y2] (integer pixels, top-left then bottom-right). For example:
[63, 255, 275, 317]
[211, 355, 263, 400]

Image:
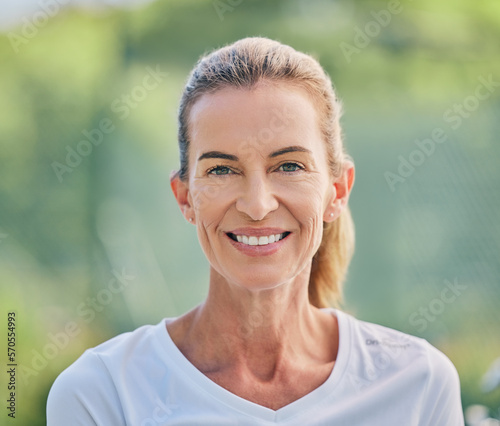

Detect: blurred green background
[1, 0, 499, 423]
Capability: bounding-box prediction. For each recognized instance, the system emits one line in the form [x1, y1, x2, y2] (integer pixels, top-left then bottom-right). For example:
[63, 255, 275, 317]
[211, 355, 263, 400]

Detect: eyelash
[207, 162, 305, 176]
[277, 162, 305, 173]
[207, 165, 235, 176]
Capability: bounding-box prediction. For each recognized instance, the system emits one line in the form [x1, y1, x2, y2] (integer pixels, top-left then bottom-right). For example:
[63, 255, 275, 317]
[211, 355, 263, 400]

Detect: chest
[203, 361, 335, 410]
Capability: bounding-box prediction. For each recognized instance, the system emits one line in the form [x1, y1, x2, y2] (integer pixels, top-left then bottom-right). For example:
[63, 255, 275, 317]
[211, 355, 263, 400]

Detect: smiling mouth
[227, 232, 291, 246]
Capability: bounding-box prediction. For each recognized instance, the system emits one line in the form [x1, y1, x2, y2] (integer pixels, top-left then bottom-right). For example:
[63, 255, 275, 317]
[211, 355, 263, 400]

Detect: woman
[47, 37, 464, 425]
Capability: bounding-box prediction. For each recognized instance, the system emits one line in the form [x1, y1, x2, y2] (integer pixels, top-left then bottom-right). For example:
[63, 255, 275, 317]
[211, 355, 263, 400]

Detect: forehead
[188, 83, 324, 155]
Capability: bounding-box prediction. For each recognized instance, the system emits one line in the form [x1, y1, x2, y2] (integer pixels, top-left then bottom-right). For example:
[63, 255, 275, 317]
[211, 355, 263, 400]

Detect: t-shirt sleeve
[46, 351, 126, 426]
[418, 342, 464, 426]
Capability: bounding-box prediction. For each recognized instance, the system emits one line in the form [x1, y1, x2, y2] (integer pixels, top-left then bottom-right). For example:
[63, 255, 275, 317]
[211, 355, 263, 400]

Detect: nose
[235, 172, 279, 221]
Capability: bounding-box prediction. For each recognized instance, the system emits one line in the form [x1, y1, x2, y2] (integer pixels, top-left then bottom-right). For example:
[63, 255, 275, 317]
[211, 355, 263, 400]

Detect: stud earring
[188, 218, 193, 223]
[330, 212, 334, 218]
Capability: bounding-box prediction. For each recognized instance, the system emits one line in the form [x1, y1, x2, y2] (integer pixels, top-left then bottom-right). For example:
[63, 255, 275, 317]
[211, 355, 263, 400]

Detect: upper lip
[226, 227, 289, 237]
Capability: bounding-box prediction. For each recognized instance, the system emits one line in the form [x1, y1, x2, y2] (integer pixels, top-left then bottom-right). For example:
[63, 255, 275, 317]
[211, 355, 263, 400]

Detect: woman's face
[173, 83, 347, 291]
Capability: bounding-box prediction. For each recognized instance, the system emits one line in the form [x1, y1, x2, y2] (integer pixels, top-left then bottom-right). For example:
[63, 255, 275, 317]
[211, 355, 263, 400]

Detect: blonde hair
[177, 37, 355, 308]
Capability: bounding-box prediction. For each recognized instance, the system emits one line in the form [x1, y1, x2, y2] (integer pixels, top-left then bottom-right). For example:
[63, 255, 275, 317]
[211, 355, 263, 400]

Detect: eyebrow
[197, 146, 312, 162]
[197, 151, 238, 162]
[269, 146, 312, 158]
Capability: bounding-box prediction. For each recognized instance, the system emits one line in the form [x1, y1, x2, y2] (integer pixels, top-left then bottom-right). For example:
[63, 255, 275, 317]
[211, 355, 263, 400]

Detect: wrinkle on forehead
[188, 83, 324, 159]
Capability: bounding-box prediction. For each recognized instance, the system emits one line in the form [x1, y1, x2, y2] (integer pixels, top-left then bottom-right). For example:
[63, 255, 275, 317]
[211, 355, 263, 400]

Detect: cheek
[282, 181, 327, 249]
[281, 179, 327, 220]
[190, 181, 234, 226]
[191, 182, 223, 213]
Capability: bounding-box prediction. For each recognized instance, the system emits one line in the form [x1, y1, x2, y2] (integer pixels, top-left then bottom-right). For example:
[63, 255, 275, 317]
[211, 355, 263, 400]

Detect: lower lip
[226, 234, 289, 257]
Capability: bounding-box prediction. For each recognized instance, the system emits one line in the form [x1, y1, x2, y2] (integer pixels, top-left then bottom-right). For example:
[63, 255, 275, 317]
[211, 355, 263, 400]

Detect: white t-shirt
[47, 309, 464, 425]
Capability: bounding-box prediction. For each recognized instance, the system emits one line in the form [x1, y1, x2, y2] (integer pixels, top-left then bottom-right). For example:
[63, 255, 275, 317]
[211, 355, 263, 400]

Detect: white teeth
[248, 236, 259, 246]
[233, 233, 287, 246]
[258, 236, 269, 245]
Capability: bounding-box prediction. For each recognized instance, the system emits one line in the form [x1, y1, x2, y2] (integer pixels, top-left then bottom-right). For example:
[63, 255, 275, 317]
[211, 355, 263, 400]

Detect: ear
[323, 160, 355, 223]
[170, 170, 195, 224]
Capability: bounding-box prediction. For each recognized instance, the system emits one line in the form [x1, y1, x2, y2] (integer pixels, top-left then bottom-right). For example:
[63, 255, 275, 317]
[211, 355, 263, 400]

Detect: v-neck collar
[154, 308, 351, 423]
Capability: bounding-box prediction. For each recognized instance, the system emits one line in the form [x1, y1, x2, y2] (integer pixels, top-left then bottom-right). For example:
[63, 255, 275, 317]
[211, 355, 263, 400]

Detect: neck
[170, 266, 337, 381]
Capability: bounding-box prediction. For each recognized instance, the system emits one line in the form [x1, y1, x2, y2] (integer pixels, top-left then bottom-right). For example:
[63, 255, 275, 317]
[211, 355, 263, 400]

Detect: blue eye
[208, 166, 232, 175]
[278, 163, 302, 172]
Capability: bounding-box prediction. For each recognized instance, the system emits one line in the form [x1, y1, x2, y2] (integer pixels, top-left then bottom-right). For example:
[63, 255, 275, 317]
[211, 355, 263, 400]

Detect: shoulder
[47, 321, 163, 425]
[47, 349, 121, 425]
[342, 310, 460, 384]
[337, 310, 463, 423]
[374, 315, 455, 367]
